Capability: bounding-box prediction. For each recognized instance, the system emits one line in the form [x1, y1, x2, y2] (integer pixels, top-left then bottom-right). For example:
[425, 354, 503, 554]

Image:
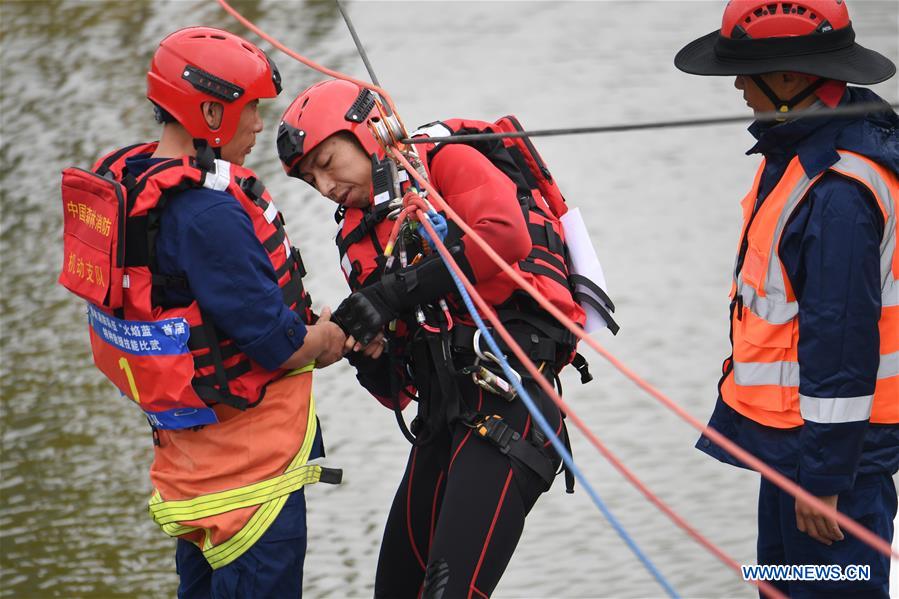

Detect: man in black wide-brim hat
[676, 1, 898, 597]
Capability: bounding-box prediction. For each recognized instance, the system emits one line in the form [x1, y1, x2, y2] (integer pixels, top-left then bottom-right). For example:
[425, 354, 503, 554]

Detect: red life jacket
[59, 143, 312, 430]
[335, 116, 616, 336]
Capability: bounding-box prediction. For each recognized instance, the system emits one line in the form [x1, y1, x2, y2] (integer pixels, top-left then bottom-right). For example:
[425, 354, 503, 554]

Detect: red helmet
[721, 0, 849, 40]
[675, 0, 895, 84]
[277, 79, 383, 178]
[147, 27, 282, 147]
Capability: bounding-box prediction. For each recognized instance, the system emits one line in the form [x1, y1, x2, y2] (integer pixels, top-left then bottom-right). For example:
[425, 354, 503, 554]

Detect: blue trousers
[757, 473, 896, 599]
[175, 489, 308, 599]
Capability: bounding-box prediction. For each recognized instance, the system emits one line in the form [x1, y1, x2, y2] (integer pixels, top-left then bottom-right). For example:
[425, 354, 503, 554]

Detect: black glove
[332, 245, 472, 345]
[346, 350, 394, 398]
[332, 274, 405, 344]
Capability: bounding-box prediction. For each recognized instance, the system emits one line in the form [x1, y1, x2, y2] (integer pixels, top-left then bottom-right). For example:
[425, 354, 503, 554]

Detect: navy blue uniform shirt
[124, 154, 307, 371]
[698, 88, 899, 495]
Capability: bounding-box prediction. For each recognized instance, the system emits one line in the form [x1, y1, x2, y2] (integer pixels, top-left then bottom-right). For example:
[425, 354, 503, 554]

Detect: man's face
[734, 75, 777, 114]
[219, 100, 263, 166]
[734, 72, 815, 115]
[297, 133, 372, 210]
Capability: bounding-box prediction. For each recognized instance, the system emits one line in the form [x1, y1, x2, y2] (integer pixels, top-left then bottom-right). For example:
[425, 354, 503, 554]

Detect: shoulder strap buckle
[239, 176, 267, 204]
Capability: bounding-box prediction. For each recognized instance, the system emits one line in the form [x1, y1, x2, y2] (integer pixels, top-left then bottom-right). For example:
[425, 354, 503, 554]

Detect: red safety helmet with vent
[675, 0, 895, 84]
[147, 26, 282, 148]
[277, 79, 384, 178]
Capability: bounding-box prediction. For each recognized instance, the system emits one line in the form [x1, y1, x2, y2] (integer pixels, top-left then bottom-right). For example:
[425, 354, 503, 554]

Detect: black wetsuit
[366, 328, 567, 599]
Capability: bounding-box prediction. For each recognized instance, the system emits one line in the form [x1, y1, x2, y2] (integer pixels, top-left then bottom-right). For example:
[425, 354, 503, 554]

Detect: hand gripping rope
[215, 0, 898, 591]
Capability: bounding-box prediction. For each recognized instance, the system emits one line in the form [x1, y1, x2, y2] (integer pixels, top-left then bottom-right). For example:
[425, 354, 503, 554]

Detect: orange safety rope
[216, 0, 898, 565]
[391, 148, 898, 561]
[402, 193, 787, 599]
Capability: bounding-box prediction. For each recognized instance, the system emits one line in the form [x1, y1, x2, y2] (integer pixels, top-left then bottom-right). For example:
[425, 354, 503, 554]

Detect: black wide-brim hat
[675, 24, 896, 84]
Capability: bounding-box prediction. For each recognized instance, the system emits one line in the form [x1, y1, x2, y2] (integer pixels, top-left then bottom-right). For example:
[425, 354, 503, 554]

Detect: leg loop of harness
[462, 412, 556, 490]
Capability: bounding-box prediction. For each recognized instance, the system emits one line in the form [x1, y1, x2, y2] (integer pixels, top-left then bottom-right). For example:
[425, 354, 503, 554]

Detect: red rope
[216, 0, 402, 119]
[391, 151, 897, 560]
[216, 0, 898, 570]
[404, 194, 786, 599]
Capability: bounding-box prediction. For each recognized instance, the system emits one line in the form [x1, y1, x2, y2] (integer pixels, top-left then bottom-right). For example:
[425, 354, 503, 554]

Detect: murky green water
[2, 1, 896, 597]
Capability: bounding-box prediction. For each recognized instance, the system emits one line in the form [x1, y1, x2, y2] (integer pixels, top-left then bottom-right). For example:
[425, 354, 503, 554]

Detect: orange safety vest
[150, 366, 339, 570]
[721, 150, 899, 428]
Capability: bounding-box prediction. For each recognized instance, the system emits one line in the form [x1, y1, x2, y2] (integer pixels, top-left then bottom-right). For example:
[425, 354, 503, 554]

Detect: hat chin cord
[750, 75, 827, 118]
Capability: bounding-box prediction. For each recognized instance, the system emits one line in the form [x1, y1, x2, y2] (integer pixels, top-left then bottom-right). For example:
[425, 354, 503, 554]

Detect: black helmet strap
[751, 75, 827, 116]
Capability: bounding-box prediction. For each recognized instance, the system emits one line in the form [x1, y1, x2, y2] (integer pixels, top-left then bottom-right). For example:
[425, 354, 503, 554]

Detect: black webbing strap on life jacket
[94, 143, 147, 178]
[240, 177, 307, 280]
[239, 175, 268, 208]
[569, 273, 620, 336]
[572, 291, 619, 335]
[518, 260, 570, 291]
[570, 274, 615, 313]
[527, 220, 565, 255]
[335, 201, 394, 259]
[238, 177, 300, 282]
[460, 412, 556, 490]
[505, 145, 541, 191]
[528, 247, 568, 276]
[518, 215, 572, 291]
[189, 313, 250, 411]
[262, 226, 286, 253]
[115, 158, 184, 267]
[495, 308, 577, 350]
[279, 269, 313, 322]
[275, 246, 306, 280]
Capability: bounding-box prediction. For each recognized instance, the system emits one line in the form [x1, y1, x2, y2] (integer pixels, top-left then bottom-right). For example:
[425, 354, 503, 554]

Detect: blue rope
[427, 215, 679, 597]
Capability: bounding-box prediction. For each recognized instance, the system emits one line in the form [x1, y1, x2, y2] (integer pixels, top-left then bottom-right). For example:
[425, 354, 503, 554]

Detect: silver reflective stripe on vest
[202, 159, 232, 192]
[733, 361, 800, 387]
[884, 279, 899, 309]
[734, 164, 816, 324]
[831, 152, 897, 308]
[737, 284, 798, 324]
[879, 350, 899, 380]
[800, 394, 874, 423]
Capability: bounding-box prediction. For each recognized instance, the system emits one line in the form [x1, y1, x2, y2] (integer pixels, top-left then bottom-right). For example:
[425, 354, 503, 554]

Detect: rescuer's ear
[201, 101, 224, 130]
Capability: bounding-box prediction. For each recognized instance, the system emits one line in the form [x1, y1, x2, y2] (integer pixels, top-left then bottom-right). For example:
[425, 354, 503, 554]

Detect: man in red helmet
[275, 79, 605, 598]
[676, 1, 898, 596]
[75, 28, 352, 597]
